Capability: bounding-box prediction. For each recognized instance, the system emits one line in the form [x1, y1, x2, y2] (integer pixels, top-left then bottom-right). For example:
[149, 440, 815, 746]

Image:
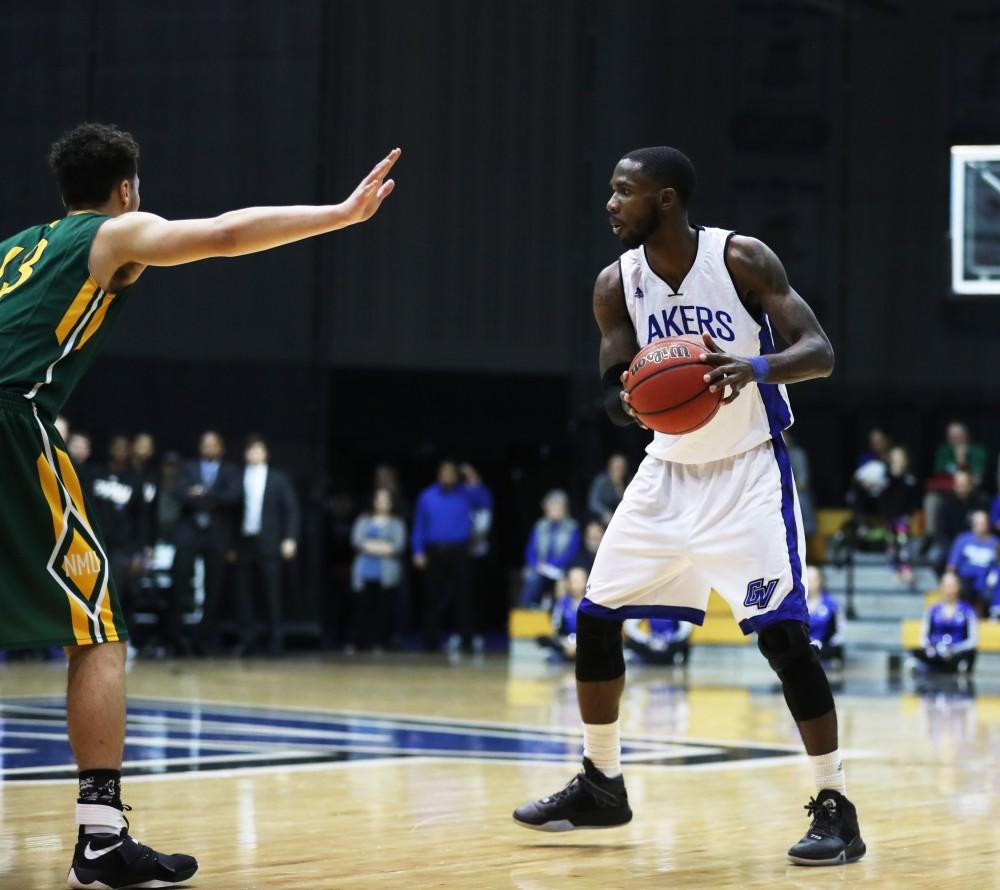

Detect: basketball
[625, 336, 722, 434]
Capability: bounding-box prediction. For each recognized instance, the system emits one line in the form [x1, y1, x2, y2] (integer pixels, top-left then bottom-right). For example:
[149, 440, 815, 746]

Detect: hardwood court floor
[2, 652, 1000, 888]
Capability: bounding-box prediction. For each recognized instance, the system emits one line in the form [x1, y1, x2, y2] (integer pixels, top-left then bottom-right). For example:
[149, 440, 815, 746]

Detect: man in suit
[169, 430, 241, 654]
[235, 435, 301, 655]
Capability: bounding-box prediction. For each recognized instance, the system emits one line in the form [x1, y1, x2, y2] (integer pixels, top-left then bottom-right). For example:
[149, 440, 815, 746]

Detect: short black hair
[245, 433, 269, 450]
[48, 123, 139, 208]
[621, 146, 696, 206]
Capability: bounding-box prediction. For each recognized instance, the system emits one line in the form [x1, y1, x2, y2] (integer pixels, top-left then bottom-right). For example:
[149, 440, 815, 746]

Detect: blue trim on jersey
[579, 598, 706, 626]
[757, 316, 792, 436]
[738, 435, 808, 635]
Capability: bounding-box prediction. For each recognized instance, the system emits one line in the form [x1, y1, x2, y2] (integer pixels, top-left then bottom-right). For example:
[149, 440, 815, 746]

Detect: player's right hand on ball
[620, 371, 650, 430]
[341, 148, 402, 225]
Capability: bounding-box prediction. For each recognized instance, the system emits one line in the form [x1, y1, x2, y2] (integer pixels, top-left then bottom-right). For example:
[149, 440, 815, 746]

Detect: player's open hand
[619, 371, 650, 430]
[699, 332, 752, 405]
[342, 148, 401, 225]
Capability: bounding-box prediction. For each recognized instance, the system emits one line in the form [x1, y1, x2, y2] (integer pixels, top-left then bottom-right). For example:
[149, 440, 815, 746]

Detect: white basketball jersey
[620, 226, 793, 464]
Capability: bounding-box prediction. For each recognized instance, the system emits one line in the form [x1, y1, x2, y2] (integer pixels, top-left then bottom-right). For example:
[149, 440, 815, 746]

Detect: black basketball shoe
[787, 789, 866, 866]
[512, 757, 632, 832]
[67, 825, 198, 889]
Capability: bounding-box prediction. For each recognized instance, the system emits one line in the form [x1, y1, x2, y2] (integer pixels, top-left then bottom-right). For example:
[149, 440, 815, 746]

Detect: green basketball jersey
[0, 211, 129, 418]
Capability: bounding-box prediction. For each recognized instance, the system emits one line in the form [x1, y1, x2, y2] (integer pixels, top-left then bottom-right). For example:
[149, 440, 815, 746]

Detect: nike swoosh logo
[83, 841, 123, 860]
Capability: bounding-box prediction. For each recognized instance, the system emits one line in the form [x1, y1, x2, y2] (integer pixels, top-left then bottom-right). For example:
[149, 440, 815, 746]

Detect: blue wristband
[749, 356, 770, 383]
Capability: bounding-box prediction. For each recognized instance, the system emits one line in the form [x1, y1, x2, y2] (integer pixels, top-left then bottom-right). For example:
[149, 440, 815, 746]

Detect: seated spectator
[933, 470, 990, 572]
[990, 489, 1000, 537]
[623, 617, 692, 666]
[350, 488, 407, 652]
[847, 429, 890, 523]
[856, 427, 891, 469]
[535, 566, 588, 662]
[877, 446, 923, 586]
[910, 572, 978, 674]
[519, 490, 580, 608]
[933, 421, 989, 488]
[985, 547, 1000, 620]
[806, 566, 843, 666]
[587, 454, 629, 526]
[947, 511, 1000, 609]
[571, 521, 605, 573]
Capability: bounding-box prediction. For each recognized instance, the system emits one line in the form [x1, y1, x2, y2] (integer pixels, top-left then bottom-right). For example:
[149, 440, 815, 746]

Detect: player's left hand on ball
[699, 332, 752, 405]
[618, 374, 650, 430]
[342, 147, 402, 224]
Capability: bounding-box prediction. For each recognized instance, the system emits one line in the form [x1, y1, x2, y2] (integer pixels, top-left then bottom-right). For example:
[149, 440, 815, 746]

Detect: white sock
[810, 749, 846, 795]
[77, 803, 126, 836]
[582, 721, 621, 778]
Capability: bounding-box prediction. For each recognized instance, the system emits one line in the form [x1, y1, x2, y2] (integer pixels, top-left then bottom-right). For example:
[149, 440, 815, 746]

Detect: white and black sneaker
[512, 757, 632, 832]
[787, 789, 866, 866]
[67, 826, 198, 889]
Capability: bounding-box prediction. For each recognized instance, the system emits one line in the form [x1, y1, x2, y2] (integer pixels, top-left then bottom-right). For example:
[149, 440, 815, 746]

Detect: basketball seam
[627, 361, 717, 415]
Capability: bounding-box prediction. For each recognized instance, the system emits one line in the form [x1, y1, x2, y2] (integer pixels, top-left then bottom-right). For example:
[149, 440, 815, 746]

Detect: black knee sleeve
[757, 621, 834, 721]
[575, 610, 625, 682]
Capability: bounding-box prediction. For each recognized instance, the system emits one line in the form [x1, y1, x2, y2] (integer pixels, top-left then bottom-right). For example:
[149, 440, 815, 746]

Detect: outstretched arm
[700, 235, 834, 403]
[89, 148, 400, 288]
[593, 262, 641, 427]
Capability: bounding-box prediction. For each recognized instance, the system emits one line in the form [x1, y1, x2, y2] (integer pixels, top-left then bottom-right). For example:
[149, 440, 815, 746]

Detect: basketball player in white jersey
[513, 147, 865, 866]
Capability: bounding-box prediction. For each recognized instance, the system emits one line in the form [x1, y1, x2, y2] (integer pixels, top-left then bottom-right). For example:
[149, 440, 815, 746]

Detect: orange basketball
[625, 336, 722, 434]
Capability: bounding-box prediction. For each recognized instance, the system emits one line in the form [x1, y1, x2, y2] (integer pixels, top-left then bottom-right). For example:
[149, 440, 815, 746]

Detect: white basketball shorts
[581, 436, 808, 634]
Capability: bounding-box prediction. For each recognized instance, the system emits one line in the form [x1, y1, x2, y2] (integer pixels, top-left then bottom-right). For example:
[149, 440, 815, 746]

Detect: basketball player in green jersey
[0, 123, 400, 890]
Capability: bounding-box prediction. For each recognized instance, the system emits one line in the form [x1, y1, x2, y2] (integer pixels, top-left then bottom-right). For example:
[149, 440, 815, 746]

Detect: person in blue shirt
[946, 511, 1000, 609]
[412, 461, 492, 653]
[519, 490, 581, 607]
[537, 567, 588, 662]
[911, 571, 978, 674]
[623, 617, 692, 666]
[806, 566, 844, 666]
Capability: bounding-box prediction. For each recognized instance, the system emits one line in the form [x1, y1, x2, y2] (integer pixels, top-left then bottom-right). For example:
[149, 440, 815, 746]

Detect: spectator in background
[131, 432, 158, 552]
[990, 488, 1000, 537]
[536, 566, 588, 662]
[373, 463, 412, 520]
[412, 460, 491, 654]
[784, 431, 816, 537]
[877, 446, 923, 586]
[463, 463, 494, 652]
[154, 452, 184, 543]
[624, 617, 692, 666]
[235, 435, 301, 655]
[857, 427, 891, 469]
[55, 415, 70, 441]
[985, 546, 1000, 620]
[934, 471, 991, 572]
[571, 521, 605, 573]
[67, 430, 94, 482]
[520, 490, 580, 608]
[947, 511, 999, 610]
[170, 431, 241, 654]
[89, 435, 144, 628]
[349, 488, 406, 652]
[806, 566, 843, 666]
[933, 421, 989, 488]
[911, 571, 978, 674]
[587, 454, 629, 526]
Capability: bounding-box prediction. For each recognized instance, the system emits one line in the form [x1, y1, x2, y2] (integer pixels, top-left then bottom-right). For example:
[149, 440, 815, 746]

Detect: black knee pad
[757, 621, 834, 721]
[575, 610, 625, 682]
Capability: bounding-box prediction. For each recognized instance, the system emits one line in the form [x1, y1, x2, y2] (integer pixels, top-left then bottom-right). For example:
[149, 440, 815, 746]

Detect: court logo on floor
[0, 697, 800, 781]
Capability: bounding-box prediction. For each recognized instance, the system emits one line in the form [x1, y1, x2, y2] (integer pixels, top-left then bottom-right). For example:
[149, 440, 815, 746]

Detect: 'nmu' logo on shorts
[744, 578, 779, 610]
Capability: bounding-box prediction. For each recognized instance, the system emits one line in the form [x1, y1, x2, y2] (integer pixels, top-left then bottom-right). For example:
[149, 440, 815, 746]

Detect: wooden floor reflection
[1, 653, 999, 889]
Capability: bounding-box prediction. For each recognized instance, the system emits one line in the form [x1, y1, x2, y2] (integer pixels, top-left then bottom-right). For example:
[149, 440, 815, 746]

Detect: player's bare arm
[88, 148, 401, 292]
[593, 262, 645, 428]
[701, 235, 835, 403]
